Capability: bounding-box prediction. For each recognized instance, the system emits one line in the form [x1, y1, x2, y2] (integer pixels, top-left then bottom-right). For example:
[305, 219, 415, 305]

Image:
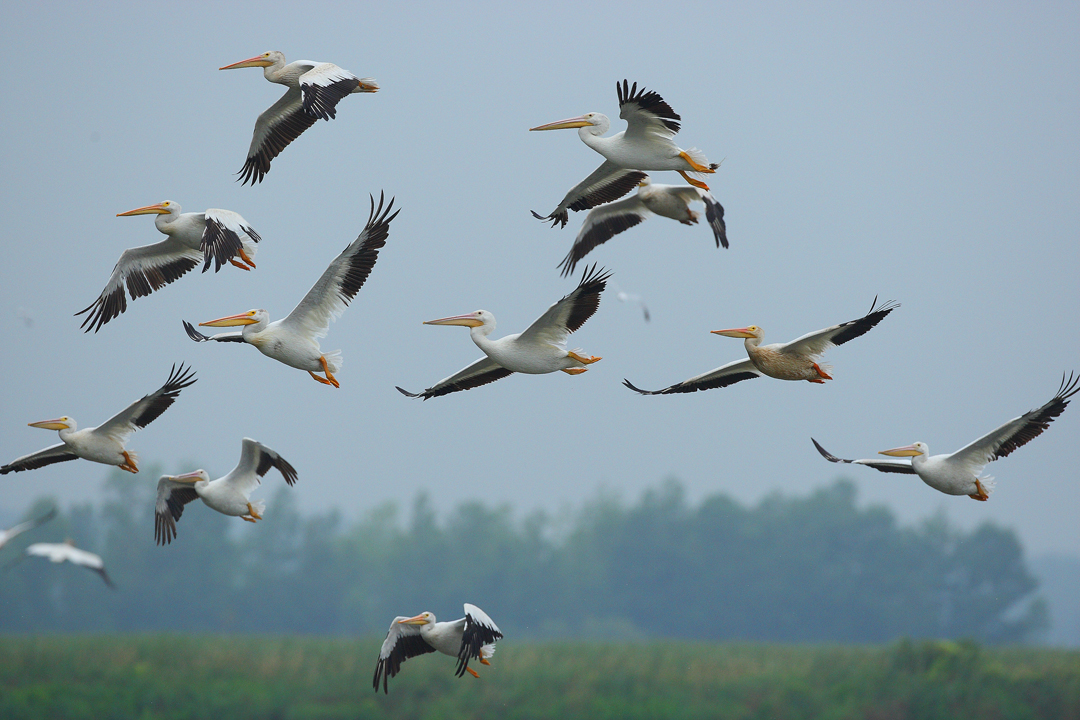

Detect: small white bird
[812, 372, 1079, 501]
[184, 194, 397, 388]
[220, 51, 379, 184]
[558, 176, 727, 277]
[77, 201, 261, 332]
[0, 508, 56, 550]
[373, 604, 503, 693]
[397, 265, 610, 399]
[154, 438, 298, 545]
[1, 364, 197, 475]
[18, 540, 115, 588]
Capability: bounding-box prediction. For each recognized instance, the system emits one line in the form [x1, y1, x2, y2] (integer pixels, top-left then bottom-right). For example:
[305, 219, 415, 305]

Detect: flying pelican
[557, 175, 727, 277]
[15, 541, 115, 588]
[76, 202, 261, 332]
[220, 51, 379, 184]
[531, 80, 720, 228]
[397, 265, 610, 399]
[373, 604, 503, 694]
[154, 438, 298, 545]
[811, 372, 1079, 501]
[0, 508, 56, 550]
[183, 194, 398, 387]
[1, 364, 196, 475]
[624, 298, 898, 395]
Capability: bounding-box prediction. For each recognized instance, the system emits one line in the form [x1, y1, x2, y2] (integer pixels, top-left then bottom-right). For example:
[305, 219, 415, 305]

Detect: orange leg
[120, 451, 139, 473]
[968, 479, 990, 501]
[238, 247, 256, 269]
[567, 351, 601, 364]
[677, 170, 710, 191]
[812, 363, 833, 380]
[678, 151, 716, 174]
[479, 657, 491, 666]
[308, 371, 334, 386]
[562, 367, 588, 375]
[319, 356, 340, 388]
[465, 667, 480, 679]
[241, 515, 258, 523]
[229, 258, 252, 271]
[246, 502, 263, 521]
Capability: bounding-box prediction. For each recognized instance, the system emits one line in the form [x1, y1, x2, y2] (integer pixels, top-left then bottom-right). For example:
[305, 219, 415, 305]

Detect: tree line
[0, 469, 1046, 643]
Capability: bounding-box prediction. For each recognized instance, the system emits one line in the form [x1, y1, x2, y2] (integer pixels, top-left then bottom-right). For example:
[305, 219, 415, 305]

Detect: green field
[1, 636, 1077, 719]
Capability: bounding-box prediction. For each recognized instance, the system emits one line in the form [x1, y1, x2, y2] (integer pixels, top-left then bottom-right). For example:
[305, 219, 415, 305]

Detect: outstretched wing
[811, 438, 918, 475]
[75, 238, 202, 332]
[780, 297, 900, 357]
[623, 357, 761, 396]
[299, 63, 364, 120]
[1, 443, 79, 475]
[0, 508, 57, 548]
[949, 372, 1080, 468]
[182, 320, 246, 344]
[94, 364, 197, 443]
[372, 618, 436, 694]
[618, 79, 681, 142]
[154, 477, 201, 546]
[397, 357, 514, 400]
[201, 209, 261, 273]
[455, 604, 503, 678]
[224, 437, 299, 499]
[532, 162, 647, 229]
[238, 86, 316, 185]
[518, 264, 611, 348]
[279, 193, 398, 340]
[558, 195, 650, 277]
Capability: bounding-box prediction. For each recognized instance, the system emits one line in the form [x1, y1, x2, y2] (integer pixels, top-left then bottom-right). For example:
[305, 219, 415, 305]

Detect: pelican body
[76, 201, 261, 332]
[155, 438, 298, 544]
[220, 51, 379, 184]
[812, 372, 1080, 501]
[373, 604, 503, 693]
[397, 265, 610, 399]
[531, 80, 720, 227]
[184, 194, 398, 387]
[1, 364, 197, 475]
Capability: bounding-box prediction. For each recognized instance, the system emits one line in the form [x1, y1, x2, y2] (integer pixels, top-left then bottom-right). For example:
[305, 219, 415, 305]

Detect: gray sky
[2, 1, 1077, 558]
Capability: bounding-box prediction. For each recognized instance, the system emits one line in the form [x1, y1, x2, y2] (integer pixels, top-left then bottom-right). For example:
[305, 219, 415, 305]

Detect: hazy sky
[2, 2, 1077, 558]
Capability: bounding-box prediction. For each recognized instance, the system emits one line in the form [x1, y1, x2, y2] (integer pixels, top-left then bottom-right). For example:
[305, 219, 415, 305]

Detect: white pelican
[76, 202, 261, 332]
[220, 51, 379, 184]
[812, 372, 1079, 501]
[183, 193, 398, 388]
[397, 265, 610, 399]
[373, 604, 503, 694]
[1, 364, 196, 475]
[531, 80, 720, 228]
[0, 508, 56, 550]
[17, 541, 115, 588]
[624, 298, 898, 395]
[557, 175, 727, 277]
[154, 438, 298, 545]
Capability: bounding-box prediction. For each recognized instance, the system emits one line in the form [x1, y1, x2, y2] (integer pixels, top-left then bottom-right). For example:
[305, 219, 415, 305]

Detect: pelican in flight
[14, 541, 115, 588]
[557, 175, 727, 277]
[0, 508, 56, 550]
[397, 265, 610, 399]
[183, 193, 398, 387]
[373, 604, 503, 694]
[531, 80, 719, 228]
[220, 51, 379, 184]
[1, 364, 196, 475]
[812, 372, 1079, 501]
[155, 438, 298, 545]
[76, 202, 261, 332]
[624, 298, 898, 395]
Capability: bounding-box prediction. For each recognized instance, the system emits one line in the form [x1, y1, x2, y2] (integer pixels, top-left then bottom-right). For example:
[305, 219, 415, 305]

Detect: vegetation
[0, 636, 1077, 719]
[0, 472, 1046, 643]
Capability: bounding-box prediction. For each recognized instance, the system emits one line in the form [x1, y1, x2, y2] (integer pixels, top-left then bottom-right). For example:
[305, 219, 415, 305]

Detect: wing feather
[518, 264, 610, 349]
[811, 438, 919, 475]
[182, 320, 245, 343]
[300, 63, 361, 120]
[397, 357, 514, 400]
[154, 477, 200, 545]
[456, 604, 503, 678]
[201, 209, 261, 273]
[558, 196, 649, 277]
[780, 297, 900, 357]
[533, 163, 647, 228]
[373, 619, 436, 693]
[94, 363, 197, 441]
[238, 87, 316, 185]
[618, 79, 681, 141]
[623, 357, 761, 395]
[1, 443, 79, 475]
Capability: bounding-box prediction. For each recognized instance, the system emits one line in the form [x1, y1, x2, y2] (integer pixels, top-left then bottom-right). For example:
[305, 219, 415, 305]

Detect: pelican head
[28, 416, 74, 432]
[172, 469, 211, 486]
[529, 112, 605, 131]
[423, 310, 493, 329]
[219, 51, 284, 70]
[116, 201, 179, 218]
[712, 325, 763, 340]
[199, 309, 267, 328]
[879, 442, 927, 458]
[398, 611, 434, 626]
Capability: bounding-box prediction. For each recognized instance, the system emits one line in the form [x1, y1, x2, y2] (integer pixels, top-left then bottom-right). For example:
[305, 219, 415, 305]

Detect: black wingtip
[622, 378, 660, 395]
[811, 438, 845, 464]
[395, 386, 422, 399]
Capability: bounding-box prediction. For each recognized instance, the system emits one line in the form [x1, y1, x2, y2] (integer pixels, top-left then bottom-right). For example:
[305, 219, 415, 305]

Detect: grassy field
[1, 636, 1078, 719]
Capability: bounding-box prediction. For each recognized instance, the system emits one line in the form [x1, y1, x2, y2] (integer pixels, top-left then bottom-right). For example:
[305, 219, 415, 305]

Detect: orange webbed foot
[466, 667, 480, 679]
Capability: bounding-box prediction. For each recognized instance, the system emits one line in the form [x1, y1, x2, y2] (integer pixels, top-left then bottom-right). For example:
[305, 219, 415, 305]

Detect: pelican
[183, 193, 397, 388]
[76, 202, 261, 332]
[155, 438, 298, 545]
[624, 298, 898, 395]
[531, 80, 720, 228]
[0, 508, 56, 550]
[397, 265, 610, 399]
[16, 541, 115, 588]
[1, 364, 196, 475]
[812, 372, 1079, 501]
[557, 175, 727, 277]
[220, 51, 379, 184]
[373, 604, 503, 694]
